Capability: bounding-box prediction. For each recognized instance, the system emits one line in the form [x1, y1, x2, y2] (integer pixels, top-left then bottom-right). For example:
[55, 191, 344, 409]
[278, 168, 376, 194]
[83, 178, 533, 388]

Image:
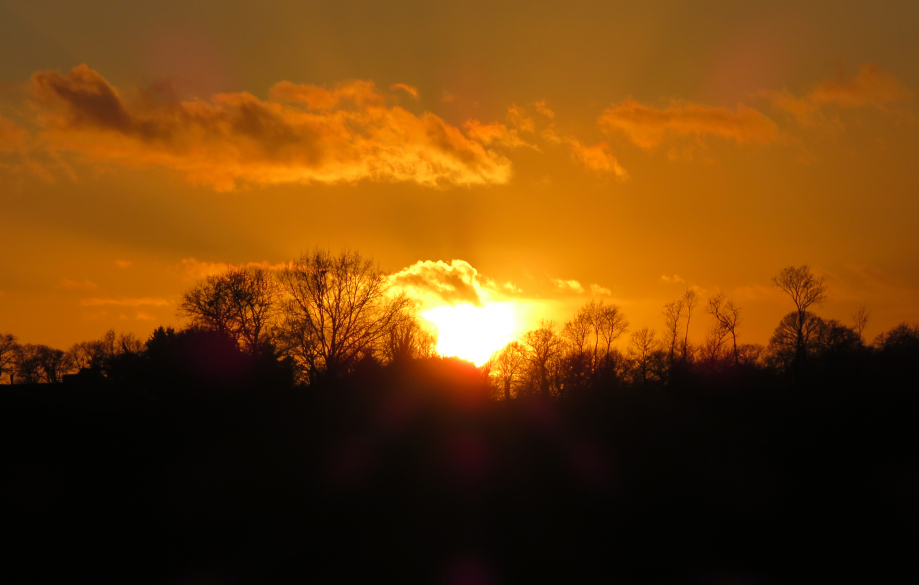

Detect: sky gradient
[2, 0, 918, 351]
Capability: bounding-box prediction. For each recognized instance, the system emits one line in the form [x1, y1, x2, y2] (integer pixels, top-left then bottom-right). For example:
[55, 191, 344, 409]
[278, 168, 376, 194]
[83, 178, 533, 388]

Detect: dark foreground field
[2, 365, 916, 584]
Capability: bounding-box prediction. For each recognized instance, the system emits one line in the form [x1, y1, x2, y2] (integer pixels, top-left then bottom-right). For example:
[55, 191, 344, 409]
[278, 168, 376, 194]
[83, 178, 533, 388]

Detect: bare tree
[35, 345, 71, 383]
[179, 266, 278, 354]
[628, 327, 658, 387]
[67, 329, 144, 376]
[0, 333, 17, 384]
[772, 265, 828, 366]
[662, 299, 685, 368]
[522, 320, 563, 397]
[563, 309, 592, 355]
[12, 344, 71, 383]
[278, 249, 410, 383]
[490, 341, 527, 400]
[681, 288, 699, 361]
[585, 300, 629, 365]
[13, 344, 43, 383]
[707, 291, 741, 365]
[383, 310, 438, 363]
[852, 306, 870, 340]
[701, 325, 730, 373]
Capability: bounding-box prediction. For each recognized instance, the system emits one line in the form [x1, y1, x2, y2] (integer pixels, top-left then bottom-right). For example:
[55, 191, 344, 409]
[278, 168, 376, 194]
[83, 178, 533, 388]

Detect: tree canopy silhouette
[277, 249, 411, 384]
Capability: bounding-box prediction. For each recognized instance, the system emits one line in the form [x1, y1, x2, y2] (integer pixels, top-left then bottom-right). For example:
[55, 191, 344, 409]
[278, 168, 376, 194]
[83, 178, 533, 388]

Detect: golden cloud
[567, 140, 629, 180]
[389, 83, 419, 99]
[464, 119, 534, 149]
[389, 260, 491, 307]
[598, 99, 779, 149]
[763, 64, 912, 124]
[551, 278, 585, 294]
[590, 284, 612, 296]
[534, 100, 555, 119]
[28, 65, 513, 190]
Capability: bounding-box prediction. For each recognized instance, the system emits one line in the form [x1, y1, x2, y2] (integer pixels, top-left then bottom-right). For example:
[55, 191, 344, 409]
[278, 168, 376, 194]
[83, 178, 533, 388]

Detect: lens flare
[421, 302, 518, 366]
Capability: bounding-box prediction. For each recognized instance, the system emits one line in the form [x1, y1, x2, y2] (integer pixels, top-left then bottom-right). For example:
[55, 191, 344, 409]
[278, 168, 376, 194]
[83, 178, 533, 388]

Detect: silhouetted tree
[0, 333, 17, 383]
[11, 343, 71, 383]
[628, 327, 658, 387]
[179, 267, 278, 354]
[681, 288, 699, 362]
[383, 311, 438, 364]
[67, 329, 144, 377]
[489, 341, 527, 400]
[852, 306, 870, 340]
[772, 265, 828, 368]
[767, 311, 826, 371]
[277, 249, 410, 384]
[584, 299, 628, 370]
[816, 319, 863, 358]
[736, 343, 765, 367]
[707, 291, 741, 365]
[662, 298, 685, 368]
[873, 322, 919, 353]
[522, 320, 563, 397]
[700, 325, 730, 374]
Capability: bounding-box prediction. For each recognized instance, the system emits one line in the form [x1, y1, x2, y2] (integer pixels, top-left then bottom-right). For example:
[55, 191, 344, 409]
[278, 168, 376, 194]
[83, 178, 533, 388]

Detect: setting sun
[421, 302, 519, 366]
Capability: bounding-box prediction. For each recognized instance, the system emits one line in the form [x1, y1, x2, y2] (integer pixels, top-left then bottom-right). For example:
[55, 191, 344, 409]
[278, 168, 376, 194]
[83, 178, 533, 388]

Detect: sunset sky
[2, 1, 918, 355]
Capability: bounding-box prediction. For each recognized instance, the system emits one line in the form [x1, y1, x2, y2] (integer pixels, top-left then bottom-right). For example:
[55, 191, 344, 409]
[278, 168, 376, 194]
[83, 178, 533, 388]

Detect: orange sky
[2, 1, 918, 351]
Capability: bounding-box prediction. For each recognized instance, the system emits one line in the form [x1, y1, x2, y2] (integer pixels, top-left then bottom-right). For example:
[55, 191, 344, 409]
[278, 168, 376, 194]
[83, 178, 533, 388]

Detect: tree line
[2, 250, 917, 392]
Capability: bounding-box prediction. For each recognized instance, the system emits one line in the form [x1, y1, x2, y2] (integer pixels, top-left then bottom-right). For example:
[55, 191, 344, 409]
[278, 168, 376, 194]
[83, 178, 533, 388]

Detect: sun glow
[421, 302, 519, 366]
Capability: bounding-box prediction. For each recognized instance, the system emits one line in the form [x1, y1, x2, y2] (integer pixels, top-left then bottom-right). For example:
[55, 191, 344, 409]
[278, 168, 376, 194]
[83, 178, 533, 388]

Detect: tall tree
[768, 311, 826, 370]
[585, 300, 629, 365]
[852, 306, 870, 340]
[772, 265, 828, 367]
[681, 288, 699, 362]
[662, 299, 685, 368]
[628, 327, 658, 387]
[522, 320, 563, 397]
[278, 249, 410, 383]
[490, 341, 527, 400]
[707, 292, 741, 365]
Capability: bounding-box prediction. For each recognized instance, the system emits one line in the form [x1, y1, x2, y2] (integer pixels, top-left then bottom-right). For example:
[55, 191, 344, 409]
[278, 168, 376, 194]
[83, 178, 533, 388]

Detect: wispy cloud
[534, 100, 555, 119]
[81, 297, 169, 307]
[464, 119, 533, 149]
[551, 278, 585, 294]
[599, 99, 779, 149]
[567, 139, 629, 180]
[661, 275, 685, 285]
[27, 65, 513, 190]
[762, 64, 911, 125]
[180, 257, 290, 280]
[389, 83, 419, 99]
[590, 284, 612, 296]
